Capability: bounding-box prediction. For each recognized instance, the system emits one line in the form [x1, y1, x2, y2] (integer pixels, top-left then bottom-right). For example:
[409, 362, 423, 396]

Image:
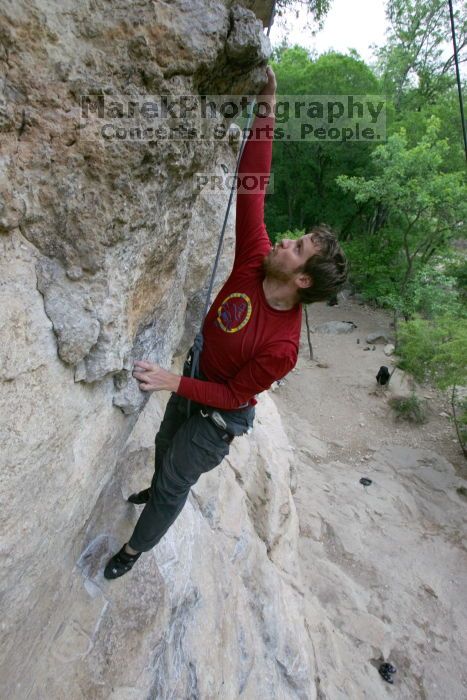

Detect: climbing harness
[186, 1, 277, 416]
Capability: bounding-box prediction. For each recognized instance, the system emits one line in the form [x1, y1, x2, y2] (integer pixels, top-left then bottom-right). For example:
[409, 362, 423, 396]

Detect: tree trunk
[287, 187, 294, 229]
[299, 205, 305, 229]
[451, 385, 467, 459]
[304, 307, 313, 360]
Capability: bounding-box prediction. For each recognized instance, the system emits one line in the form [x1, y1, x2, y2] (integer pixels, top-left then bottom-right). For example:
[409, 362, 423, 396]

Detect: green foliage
[266, 48, 382, 237]
[457, 398, 467, 446]
[338, 234, 402, 305]
[396, 314, 467, 391]
[388, 394, 428, 424]
[388, 89, 467, 169]
[270, 45, 315, 93]
[274, 0, 331, 24]
[395, 314, 467, 453]
[271, 228, 306, 244]
[444, 251, 467, 303]
[375, 0, 467, 108]
[369, 253, 466, 320]
[402, 260, 465, 319]
[337, 118, 467, 311]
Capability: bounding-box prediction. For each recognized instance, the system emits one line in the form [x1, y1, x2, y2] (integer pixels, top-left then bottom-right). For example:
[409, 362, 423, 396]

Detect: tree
[395, 87, 467, 170]
[266, 48, 381, 237]
[396, 313, 467, 456]
[337, 117, 467, 313]
[376, 0, 467, 109]
[274, 0, 331, 25]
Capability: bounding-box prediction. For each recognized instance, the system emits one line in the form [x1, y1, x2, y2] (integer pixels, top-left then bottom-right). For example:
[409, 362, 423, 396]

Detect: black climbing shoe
[128, 488, 151, 504]
[104, 545, 141, 580]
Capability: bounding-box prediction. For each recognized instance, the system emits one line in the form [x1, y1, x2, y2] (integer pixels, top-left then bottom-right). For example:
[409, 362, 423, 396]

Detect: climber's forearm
[234, 70, 276, 257]
[257, 91, 276, 113]
[133, 361, 181, 393]
[165, 373, 182, 393]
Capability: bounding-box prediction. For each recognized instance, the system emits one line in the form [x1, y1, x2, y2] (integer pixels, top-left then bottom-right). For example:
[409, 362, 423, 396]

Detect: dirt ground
[270, 297, 467, 700]
[279, 298, 466, 478]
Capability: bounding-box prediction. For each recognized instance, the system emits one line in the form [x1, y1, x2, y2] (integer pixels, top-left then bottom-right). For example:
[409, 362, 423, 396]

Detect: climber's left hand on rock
[133, 360, 181, 393]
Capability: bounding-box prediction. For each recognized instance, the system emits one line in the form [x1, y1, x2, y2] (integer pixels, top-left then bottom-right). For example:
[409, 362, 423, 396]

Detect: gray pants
[128, 393, 255, 552]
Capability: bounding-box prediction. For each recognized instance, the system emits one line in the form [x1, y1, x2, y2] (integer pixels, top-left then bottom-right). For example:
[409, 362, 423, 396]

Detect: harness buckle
[200, 409, 233, 443]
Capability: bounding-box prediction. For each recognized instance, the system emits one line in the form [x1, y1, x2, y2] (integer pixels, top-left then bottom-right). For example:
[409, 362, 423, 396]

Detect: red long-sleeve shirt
[177, 114, 302, 409]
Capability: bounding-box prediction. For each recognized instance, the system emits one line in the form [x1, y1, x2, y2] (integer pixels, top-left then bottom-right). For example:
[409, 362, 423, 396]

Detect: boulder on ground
[388, 368, 416, 395]
[366, 331, 391, 344]
[338, 287, 353, 301]
[314, 321, 356, 335]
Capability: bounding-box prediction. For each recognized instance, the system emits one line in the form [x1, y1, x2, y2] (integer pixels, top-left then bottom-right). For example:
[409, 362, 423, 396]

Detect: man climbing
[104, 67, 348, 579]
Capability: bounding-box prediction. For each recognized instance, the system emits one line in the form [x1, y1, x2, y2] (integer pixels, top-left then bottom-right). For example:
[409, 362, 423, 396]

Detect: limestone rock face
[2, 382, 316, 698]
[1, 0, 269, 392]
[0, 1, 320, 698]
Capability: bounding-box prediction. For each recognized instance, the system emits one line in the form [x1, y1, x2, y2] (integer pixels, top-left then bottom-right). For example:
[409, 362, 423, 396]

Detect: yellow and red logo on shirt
[216, 293, 252, 333]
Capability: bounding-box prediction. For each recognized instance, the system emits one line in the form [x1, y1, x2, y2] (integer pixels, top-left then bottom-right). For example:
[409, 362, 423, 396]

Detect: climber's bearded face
[262, 251, 296, 282]
[262, 235, 318, 283]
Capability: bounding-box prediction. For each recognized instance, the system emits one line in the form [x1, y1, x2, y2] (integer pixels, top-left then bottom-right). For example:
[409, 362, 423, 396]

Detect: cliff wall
[0, 2, 317, 697]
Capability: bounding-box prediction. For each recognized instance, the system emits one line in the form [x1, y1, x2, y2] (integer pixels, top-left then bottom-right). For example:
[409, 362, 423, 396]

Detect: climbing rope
[186, 1, 277, 415]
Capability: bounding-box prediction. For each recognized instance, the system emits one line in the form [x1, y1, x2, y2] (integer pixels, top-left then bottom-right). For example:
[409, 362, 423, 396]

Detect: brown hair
[297, 224, 348, 304]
